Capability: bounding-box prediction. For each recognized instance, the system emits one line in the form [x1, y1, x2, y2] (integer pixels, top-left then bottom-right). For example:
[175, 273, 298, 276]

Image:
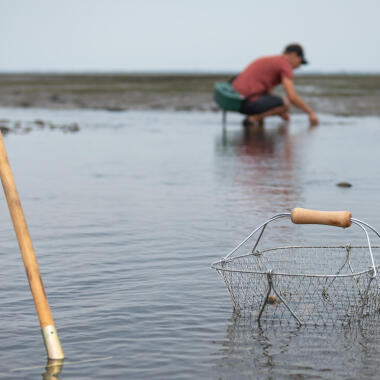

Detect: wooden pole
[0, 131, 64, 360]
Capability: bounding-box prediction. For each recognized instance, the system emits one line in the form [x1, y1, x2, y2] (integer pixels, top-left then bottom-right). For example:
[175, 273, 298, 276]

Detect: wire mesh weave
[212, 215, 380, 326]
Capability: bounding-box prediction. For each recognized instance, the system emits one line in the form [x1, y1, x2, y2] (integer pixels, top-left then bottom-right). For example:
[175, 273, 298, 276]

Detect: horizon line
[1, 70, 380, 76]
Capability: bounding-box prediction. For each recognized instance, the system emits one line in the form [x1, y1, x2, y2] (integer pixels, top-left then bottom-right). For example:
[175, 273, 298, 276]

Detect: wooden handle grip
[291, 208, 352, 228]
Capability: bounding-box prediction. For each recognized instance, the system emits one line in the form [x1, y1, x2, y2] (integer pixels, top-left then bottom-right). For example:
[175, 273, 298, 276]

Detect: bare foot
[248, 115, 259, 124]
[257, 119, 264, 128]
[280, 113, 290, 121]
[248, 115, 264, 126]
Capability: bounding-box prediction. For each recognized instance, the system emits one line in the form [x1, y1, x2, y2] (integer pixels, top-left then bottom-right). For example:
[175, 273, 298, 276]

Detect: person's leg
[248, 104, 289, 124]
[241, 94, 289, 125]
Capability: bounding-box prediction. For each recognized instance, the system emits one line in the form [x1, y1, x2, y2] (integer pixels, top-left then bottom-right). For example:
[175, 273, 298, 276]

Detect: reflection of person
[233, 43, 319, 127]
[218, 125, 299, 210]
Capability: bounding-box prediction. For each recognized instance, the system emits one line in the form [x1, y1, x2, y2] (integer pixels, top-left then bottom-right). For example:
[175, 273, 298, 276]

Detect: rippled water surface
[1, 108, 380, 379]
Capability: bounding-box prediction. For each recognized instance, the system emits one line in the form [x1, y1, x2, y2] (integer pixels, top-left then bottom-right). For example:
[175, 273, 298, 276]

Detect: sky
[1, 0, 380, 73]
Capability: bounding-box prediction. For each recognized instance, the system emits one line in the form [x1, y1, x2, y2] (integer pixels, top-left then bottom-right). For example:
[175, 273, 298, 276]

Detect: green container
[213, 82, 243, 112]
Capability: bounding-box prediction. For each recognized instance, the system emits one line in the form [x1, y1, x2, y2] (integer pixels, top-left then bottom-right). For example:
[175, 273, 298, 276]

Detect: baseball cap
[284, 44, 308, 65]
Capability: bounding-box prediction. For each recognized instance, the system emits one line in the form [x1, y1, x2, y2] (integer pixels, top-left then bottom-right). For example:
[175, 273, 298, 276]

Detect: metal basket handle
[222, 208, 380, 277]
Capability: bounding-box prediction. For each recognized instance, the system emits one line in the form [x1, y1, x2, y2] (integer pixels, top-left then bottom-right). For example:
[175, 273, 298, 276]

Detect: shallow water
[0, 108, 380, 379]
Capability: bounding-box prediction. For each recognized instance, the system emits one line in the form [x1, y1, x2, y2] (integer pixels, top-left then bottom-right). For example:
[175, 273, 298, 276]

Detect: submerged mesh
[214, 246, 380, 325]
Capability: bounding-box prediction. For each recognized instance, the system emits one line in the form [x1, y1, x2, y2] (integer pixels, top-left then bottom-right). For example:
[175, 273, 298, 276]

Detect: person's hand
[308, 112, 319, 126]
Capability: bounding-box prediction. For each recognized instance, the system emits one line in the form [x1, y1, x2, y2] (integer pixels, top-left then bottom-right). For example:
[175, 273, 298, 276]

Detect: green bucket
[213, 82, 243, 112]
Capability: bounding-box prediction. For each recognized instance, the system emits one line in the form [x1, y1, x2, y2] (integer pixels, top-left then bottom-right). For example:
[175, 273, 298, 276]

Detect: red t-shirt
[233, 55, 293, 101]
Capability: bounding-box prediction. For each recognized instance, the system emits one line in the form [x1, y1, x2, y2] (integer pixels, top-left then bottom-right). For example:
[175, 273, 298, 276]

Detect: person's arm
[282, 77, 319, 126]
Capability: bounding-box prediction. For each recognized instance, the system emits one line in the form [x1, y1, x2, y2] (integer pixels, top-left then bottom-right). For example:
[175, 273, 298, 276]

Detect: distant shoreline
[0, 74, 379, 116]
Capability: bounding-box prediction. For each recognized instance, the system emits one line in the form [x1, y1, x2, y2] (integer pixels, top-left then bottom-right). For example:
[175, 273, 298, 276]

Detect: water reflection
[219, 123, 291, 155]
[214, 123, 313, 243]
[233, 124, 290, 158]
[42, 360, 64, 380]
[215, 313, 379, 379]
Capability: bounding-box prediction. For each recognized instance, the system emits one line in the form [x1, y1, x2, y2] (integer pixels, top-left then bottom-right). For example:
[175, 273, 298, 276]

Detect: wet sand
[0, 73, 380, 116]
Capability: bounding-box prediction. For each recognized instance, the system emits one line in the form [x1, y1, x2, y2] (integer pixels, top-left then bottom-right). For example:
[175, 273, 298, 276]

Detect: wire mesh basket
[212, 208, 380, 326]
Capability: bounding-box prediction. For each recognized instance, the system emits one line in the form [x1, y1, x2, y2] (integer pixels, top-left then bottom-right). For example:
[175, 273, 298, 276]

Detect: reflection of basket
[212, 208, 380, 326]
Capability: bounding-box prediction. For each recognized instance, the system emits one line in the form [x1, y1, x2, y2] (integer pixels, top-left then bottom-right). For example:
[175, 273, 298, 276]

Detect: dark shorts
[240, 94, 284, 115]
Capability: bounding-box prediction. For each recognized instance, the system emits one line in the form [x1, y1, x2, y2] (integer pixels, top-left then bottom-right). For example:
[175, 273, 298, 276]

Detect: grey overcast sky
[1, 0, 380, 73]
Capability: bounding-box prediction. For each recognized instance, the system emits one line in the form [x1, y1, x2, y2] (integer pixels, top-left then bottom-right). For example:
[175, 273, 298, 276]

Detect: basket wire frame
[212, 214, 380, 326]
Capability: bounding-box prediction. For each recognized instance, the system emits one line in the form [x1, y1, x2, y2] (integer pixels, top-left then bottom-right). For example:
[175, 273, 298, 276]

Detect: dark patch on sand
[0, 118, 80, 135]
[337, 182, 352, 188]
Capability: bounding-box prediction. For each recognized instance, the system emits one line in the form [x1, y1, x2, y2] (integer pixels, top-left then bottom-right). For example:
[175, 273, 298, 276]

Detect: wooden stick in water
[0, 131, 64, 359]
